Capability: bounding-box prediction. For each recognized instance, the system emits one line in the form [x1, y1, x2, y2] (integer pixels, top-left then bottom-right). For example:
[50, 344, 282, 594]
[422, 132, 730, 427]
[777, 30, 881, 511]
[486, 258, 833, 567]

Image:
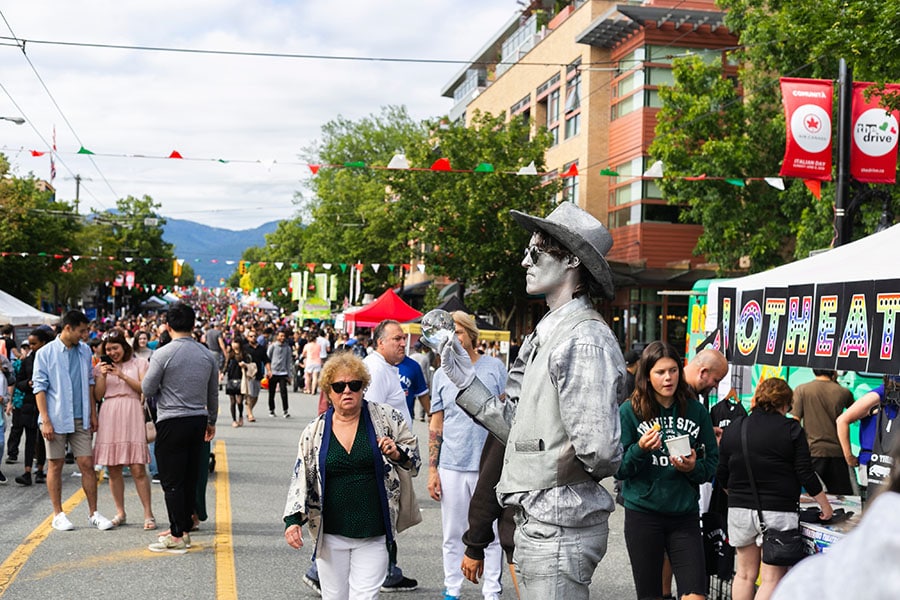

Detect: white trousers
[439, 467, 503, 598]
[316, 533, 388, 600]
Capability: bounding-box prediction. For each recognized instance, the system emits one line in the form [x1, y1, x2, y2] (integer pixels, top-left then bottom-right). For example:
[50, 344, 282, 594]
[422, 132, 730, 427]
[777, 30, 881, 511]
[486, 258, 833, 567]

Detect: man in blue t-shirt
[398, 355, 430, 420]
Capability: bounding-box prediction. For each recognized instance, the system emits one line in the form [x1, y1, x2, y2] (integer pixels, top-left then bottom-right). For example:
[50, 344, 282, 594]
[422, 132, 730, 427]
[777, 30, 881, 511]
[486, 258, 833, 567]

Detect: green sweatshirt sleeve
[683, 401, 719, 485]
[616, 401, 651, 480]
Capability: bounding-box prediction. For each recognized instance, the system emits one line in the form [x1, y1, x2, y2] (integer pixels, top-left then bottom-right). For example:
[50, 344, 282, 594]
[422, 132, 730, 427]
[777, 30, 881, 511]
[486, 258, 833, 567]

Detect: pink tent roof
[343, 288, 422, 328]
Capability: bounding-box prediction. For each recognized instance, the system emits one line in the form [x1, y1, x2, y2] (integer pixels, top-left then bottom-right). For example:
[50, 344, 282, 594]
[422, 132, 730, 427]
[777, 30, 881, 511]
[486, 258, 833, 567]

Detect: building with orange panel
[441, 0, 738, 350]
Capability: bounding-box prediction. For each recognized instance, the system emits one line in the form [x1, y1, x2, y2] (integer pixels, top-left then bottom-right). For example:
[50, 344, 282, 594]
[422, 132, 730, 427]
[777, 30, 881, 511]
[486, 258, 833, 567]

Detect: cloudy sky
[0, 1, 516, 230]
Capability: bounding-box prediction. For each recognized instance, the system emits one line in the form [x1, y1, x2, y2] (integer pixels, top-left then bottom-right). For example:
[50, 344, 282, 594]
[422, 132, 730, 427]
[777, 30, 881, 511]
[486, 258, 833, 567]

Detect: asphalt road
[0, 390, 637, 599]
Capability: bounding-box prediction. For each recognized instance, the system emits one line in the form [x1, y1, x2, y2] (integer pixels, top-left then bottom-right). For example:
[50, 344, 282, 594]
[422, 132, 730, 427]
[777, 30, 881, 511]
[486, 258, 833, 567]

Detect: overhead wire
[0, 10, 116, 208]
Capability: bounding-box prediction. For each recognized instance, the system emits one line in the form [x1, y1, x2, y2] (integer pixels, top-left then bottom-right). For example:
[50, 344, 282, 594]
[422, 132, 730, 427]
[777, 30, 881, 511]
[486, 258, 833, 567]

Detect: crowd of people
[2, 201, 898, 600]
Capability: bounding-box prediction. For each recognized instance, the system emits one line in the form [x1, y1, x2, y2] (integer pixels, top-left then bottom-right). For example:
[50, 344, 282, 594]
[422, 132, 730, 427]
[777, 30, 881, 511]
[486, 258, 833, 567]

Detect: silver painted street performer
[439, 202, 625, 599]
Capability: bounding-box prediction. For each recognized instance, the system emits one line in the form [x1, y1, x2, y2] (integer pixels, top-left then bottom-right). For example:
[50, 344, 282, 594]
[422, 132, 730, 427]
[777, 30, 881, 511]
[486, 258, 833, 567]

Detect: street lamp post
[0, 116, 25, 125]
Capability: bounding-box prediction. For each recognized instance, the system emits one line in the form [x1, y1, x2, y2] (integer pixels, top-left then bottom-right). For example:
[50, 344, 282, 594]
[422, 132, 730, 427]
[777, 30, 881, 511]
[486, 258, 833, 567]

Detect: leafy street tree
[653, 0, 900, 272]
[89, 195, 177, 309]
[238, 107, 559, 326]
[386, 110, 559, 328]
[721, 0, 900, 255]
[0, 156, 82, 304]
[299, 105, 428, 299]
[650, 56, 810, 272]
[229, 217, 308, 311]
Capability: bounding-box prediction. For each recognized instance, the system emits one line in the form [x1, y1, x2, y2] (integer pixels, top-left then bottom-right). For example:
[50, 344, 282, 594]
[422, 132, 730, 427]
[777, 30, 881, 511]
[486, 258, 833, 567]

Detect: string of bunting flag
[12, 146, 823, 193]
[0, 251, 426, 272]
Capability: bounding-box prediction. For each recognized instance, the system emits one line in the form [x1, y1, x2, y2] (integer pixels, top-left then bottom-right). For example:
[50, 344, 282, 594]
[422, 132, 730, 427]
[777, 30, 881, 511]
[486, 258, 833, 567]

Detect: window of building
[536, 73, 561, 98]
[565, 72, 581, 113]
[547, 88, 560, 126]
[510, 94, 531, 115]
[564, 112, 580, 139]
[608, 202, 686, 228]
[561, 161, 579, 203]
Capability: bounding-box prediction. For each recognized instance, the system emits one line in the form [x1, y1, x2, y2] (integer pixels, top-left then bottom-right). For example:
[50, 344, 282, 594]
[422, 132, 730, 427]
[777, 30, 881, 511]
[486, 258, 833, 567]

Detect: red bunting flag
[684, 174, 708, 181]
[31, 150, 45, 157]
[850, 82, 900, 184]
[309, 165, 320, 175]
[780, 78, 833, 180]
[562, 163, 578, 178]
[431, 158, 452, 171]
[306, 262, 317, 272]
[803, 179, 822, 199]
[169, 150, 183, 159]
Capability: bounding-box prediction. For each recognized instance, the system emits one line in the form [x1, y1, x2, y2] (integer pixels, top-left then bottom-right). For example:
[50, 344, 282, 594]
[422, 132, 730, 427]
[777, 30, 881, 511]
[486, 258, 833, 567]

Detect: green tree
[230, 218, 308, 311]
[650, 56, 810, 272]
[654, 0, 900, 269]
[300, 106, 429, 297]
[0, 156, 82, 304]
[89, 195, 177, 309]
[387, 110, 559, 327]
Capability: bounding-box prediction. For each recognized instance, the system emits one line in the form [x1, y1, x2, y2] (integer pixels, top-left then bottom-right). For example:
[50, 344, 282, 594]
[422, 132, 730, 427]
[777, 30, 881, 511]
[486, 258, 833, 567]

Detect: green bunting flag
[474, 163, 495, 173]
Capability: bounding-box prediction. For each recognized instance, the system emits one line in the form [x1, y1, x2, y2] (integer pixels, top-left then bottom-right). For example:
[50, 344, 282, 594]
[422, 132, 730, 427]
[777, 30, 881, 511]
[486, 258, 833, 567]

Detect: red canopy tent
[342, 288, 422, 329]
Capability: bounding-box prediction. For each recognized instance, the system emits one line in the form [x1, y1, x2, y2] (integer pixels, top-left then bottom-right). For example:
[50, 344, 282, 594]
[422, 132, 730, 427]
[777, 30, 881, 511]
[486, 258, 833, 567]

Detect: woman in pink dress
[93, 329, 156, 530]
[302, 332, 322, 395]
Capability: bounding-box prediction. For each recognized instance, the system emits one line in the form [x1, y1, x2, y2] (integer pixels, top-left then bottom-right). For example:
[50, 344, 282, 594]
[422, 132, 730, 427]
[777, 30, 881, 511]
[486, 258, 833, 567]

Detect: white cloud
[0, 0, 515, 229]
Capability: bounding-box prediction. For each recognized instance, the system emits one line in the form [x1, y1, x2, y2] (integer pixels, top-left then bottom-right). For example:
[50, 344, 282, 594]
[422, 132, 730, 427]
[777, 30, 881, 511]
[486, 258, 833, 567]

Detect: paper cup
[665, 434, 691, 457]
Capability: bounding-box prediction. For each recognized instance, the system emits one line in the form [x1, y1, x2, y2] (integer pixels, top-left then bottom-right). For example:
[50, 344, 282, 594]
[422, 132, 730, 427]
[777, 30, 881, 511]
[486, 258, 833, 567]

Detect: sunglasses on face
[523, 245, 545, 264]
[330, 380, 364, 393]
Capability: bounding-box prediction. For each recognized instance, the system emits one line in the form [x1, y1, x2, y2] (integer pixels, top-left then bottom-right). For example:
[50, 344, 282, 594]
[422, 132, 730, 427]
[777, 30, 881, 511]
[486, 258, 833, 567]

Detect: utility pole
[74, 174, 82, 214]
[834, 59, 853, 246]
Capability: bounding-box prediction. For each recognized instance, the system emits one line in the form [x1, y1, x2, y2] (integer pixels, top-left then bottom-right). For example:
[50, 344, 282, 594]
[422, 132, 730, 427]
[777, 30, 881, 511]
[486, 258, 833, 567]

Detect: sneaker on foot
[158, 531, 191, 547]
[302, 574, 322, 596]
[283, 412, 290, 418]
[15, 472, 32, 486]
[442, 592, 461, 600]
[148, 534, 187, 554]
[381, 576, 418, 592]
[5, 456, 17, 464]
[52, 512, 75, 531]
[269, 411, 276, 417]
[0, 470, 6, 484]
[34, 470, 46, 483]
[89, 511, 114, 531]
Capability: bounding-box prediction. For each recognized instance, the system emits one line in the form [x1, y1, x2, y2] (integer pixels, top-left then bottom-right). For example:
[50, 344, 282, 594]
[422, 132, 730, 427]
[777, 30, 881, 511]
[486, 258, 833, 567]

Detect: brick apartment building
[441, 0, 738, 350]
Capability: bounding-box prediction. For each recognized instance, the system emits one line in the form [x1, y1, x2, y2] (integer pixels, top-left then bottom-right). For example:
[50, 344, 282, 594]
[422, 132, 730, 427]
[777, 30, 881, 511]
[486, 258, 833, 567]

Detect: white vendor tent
[0, 289, 60, 326]
[705, 223, 900, 331]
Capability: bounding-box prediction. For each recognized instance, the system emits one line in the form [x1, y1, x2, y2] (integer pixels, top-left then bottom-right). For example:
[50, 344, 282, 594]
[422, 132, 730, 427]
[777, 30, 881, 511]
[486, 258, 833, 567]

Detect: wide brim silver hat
[510, 202, 615, 299]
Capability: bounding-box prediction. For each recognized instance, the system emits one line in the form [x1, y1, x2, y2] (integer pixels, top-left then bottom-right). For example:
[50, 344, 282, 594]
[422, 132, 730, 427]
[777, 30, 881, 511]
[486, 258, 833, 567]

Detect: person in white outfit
[428, 311, 507, 600]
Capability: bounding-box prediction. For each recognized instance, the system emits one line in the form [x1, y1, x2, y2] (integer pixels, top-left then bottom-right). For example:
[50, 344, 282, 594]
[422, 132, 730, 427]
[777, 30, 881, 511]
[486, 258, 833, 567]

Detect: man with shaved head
[683, 348, 729, 399]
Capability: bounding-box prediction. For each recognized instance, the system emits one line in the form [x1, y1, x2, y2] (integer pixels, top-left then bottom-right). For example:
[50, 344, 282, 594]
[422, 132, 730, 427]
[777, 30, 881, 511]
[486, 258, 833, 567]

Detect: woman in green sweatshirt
[617, 341, 719, 600]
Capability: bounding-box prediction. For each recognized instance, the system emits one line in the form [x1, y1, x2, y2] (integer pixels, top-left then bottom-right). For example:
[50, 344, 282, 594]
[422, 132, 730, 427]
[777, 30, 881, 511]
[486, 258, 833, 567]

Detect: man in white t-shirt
[363, 320, 411, 426]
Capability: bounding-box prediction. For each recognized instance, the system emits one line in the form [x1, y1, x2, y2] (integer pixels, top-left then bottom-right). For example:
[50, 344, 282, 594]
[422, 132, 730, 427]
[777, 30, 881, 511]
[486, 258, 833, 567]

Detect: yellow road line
[0, 487, 86, 597]
[215, 439, 238, 600]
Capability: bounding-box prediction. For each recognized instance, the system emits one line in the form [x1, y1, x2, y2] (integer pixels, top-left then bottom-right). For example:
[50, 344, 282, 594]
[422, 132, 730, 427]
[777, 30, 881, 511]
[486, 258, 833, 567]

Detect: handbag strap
[740, 416, 768, 532]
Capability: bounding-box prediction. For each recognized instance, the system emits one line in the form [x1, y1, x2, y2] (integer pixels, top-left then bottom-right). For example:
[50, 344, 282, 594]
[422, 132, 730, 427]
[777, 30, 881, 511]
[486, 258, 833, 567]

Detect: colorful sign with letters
[723, 280, 900, 374]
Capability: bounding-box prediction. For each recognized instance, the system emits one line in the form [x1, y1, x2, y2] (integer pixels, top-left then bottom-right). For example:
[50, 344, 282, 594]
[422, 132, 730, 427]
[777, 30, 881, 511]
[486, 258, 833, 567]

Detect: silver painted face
[521, 233, 570, 296]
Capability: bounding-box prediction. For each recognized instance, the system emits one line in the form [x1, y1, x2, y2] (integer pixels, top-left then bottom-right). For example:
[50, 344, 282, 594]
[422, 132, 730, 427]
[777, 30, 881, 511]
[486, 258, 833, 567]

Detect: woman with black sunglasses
[282, 352, 420, 600]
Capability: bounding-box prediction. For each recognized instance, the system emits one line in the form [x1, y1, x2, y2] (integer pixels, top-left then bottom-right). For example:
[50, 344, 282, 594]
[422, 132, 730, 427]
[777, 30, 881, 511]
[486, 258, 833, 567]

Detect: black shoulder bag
[740, 417, 808, 566]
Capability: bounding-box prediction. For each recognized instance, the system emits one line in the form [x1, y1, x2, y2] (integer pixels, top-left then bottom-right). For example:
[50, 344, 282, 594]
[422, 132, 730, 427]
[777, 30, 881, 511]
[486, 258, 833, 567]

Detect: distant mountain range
[162, 218, 280, 285]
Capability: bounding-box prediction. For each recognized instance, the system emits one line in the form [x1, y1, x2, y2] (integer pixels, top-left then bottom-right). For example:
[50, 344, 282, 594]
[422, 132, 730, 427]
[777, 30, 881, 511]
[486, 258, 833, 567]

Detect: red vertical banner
[125, 271, 135, 289]
[851, 82, 900, 183]
[780, 78, 834, 180]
